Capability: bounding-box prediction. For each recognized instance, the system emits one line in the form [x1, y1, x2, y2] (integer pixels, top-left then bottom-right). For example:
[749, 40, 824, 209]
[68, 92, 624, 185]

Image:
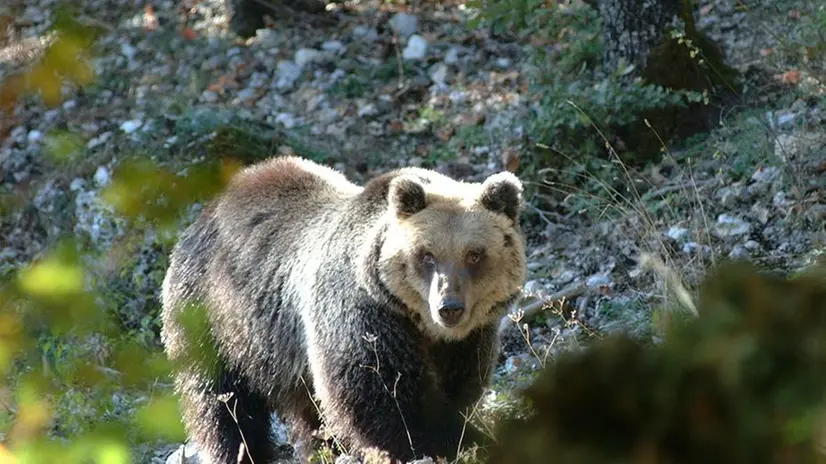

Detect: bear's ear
[388, 176, 427, 219]
[479, 172, 523, 221]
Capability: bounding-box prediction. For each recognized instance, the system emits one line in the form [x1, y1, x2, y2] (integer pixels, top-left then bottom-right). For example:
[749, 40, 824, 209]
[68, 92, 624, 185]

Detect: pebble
[402, 35, 429, 61]
[389, 13, 419, 38]
[586, 273, 612, 288]
[728, 244, 750, 260]
[275, 113, 297, 129]
[495, 57, 512, 68]
[665, 226, 689, 241]
[275, 60, 302, 89]
[444, 47, 460, 65]
[428, 63, 449, 88]
[750, 166, 780, 184]
[357, 102, 378, 118]
[27, 130, 43, 143]
[352, 25, 379, 42]
[713, 214, 751, 238]
[165, 442, 201, 464]
[119, 119, 143, 134]
[682, 242, 712, 256]
[554, 270, 576, 285]
[523, 279, 543, 295]
[775, 111, 797, 128]
[295, 48, 322, 68]
[93, 166, 111, 187]
[87, 131, 113, 149]
[255, 28, 280, 47]
[322, 40, 346, 54]
[236, 88, 258, 103]
[201, 90, 219, 103]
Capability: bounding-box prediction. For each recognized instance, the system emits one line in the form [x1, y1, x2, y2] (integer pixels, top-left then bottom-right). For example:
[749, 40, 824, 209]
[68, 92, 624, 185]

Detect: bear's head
[378, 170, 527, 341]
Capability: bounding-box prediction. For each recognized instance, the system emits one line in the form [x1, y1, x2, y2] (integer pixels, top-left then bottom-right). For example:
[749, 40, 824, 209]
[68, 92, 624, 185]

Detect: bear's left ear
[479, 172, 523, 221]
[388, 175, 427, 219]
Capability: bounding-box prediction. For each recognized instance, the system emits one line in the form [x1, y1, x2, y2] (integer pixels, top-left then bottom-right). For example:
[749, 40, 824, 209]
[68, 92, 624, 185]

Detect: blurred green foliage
[491, 261, 826, 463]
[0, 5, 101, 111]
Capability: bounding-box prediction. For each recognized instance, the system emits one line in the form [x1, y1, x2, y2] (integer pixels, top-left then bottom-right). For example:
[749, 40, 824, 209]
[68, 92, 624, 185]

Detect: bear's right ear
[388, 176, 427, 219]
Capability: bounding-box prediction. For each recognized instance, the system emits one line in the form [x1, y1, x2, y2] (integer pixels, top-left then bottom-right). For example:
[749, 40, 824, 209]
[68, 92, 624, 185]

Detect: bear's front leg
[306, 303, 469, 462]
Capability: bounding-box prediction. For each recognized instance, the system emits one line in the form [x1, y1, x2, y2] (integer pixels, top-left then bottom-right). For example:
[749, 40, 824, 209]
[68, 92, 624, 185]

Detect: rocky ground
[1, 0, 824, 462]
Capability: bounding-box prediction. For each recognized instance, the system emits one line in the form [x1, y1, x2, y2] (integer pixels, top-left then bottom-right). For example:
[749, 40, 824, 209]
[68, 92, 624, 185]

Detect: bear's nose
[437, 299, 465, 327]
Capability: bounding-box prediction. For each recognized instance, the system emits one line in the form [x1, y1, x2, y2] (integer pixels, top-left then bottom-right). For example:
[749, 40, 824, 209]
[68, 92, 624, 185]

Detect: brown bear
[160, 156, 527, 463]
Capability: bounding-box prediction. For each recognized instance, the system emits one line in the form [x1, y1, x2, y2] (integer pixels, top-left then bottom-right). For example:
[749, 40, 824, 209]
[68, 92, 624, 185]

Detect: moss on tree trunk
[597, 0, 740, 164]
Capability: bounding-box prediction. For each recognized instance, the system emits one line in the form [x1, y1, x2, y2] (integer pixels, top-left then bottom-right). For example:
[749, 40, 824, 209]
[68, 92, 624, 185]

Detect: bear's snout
[437, 297, 465, 327]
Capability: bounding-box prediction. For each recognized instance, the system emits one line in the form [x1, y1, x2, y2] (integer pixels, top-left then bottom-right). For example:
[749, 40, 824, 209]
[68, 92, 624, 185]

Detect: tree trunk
[599, 0, 683, 73]
[595, 0, 740, 162]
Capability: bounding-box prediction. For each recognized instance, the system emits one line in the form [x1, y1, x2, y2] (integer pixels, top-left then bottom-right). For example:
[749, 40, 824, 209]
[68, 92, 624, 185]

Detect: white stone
[665, 226, 689, 241]
[713, 214, 751, 238]
[402, 35, 428, 61]
[119, 119, 143, 134]
[389, 13, 418, 38]
[165, 442, 201, 464]
[275, 60, 302, 89]
[322, 40, 346, 54]
[444, 47, 460, 65]
[93, 166, 111, 187]
[295, 48, 322, 68]
[428, 63, 448, 88]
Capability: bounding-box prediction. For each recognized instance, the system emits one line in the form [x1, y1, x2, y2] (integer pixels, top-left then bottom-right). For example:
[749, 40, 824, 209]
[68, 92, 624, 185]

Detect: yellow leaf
[25, 64, 63, 107]
[17, 257, 84, 298]
[134, 395, 185, 441]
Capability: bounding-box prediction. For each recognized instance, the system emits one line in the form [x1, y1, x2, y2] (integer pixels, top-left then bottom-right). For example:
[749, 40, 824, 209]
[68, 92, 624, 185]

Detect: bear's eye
[421, 252, 436, 266]
[466, 250, 485, 265]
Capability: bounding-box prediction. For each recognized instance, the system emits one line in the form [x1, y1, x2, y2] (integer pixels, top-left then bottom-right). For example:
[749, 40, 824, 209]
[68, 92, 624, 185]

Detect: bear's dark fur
[224, 0, 328, 38]
[160, 156, 527, 463]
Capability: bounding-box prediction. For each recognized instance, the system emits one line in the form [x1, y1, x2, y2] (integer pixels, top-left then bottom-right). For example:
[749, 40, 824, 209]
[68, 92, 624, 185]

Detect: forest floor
[0, 0, 824, 462]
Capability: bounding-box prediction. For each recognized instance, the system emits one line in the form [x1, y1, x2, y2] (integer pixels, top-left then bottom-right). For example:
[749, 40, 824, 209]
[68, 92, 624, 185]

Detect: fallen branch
[498, 282, 588, 336]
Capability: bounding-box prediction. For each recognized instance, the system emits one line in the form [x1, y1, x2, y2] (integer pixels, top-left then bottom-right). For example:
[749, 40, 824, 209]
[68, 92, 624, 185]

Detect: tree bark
[593, 0, 740, 162]
[599, 0, 683, 73]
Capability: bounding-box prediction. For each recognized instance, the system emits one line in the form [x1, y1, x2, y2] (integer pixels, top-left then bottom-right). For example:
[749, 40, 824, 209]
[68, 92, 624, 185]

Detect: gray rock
[744, 240, 761, 251]
[682, 242, 712, 256]
[93, 166, 110, 187]
[119, 119, 143, 134]
[255, 28, 280, 47]
[713, 214, 751, 238]
[428, 63, 448, 88]
[523, 279, 544, 295]
[275, 113, 296, 129]
[275, 60, 302, 89]
[776, 111, 797, 128]
[87, 131, 113, 149]
[236, 88, 258, 104]
[665, 226, 689, 241]
[295, 48, 322, 68]
[335, 456, 361, 464]
[389, 13, 418, 38]
[444, 47, 460, 65]
[402, 35, 428, 61]
[554, 270, 576, 285]
[165, 442, 200, 464]
[27, 130, 43, 143]
[586, 273, 612, 288]
[357, 102, 378, 118]
[352, 25, 379, 42]
[322, 40, 346, 54]
[728, 245, 751, 260]
[750, 166, 780, 184]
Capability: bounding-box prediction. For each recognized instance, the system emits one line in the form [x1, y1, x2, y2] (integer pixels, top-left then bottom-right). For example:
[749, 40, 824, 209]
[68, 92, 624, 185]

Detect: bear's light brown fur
[160, 156, 527, 463]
